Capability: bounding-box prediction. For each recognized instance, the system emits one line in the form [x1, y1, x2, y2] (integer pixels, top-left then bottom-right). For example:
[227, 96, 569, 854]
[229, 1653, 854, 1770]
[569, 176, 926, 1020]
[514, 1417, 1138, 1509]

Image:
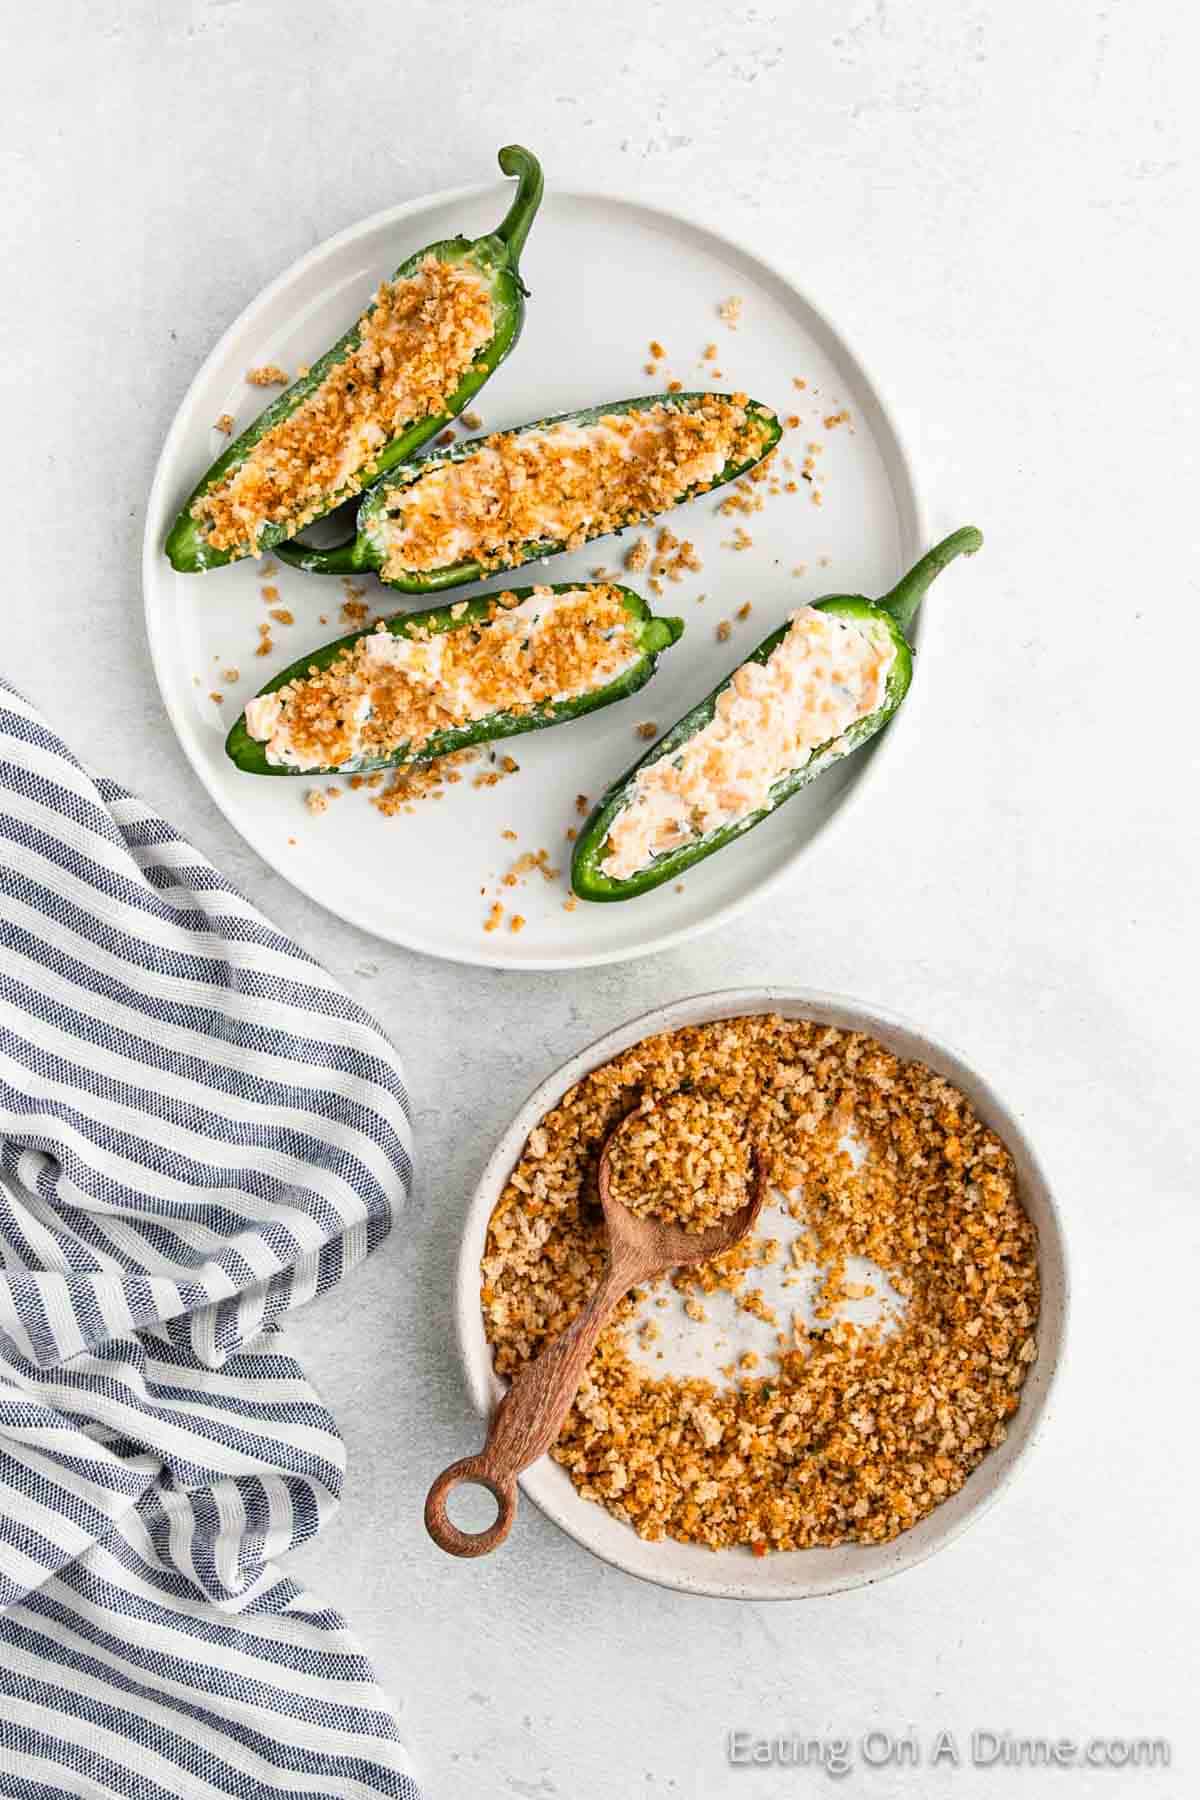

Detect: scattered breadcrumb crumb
[209, 692, 223, 705]
[717, 295, 743, 329]
[269, 608, 293, 626]
[736, 603, 752, 621]
[247, 365, 289, 387]
[509, 914, 526, 933]
[462, 410, 483, 430]
[214, 414, 234, 435]
[221, 667, 240, 684]
[651, 527, 702, 582]
[305, 789, 328, 816]
[716, 620, 733, 642]
[502, 848, 560, 888]
[824, 410, 851, 430]
[636, 721, 658, 740]
[484, 902, 504, 933]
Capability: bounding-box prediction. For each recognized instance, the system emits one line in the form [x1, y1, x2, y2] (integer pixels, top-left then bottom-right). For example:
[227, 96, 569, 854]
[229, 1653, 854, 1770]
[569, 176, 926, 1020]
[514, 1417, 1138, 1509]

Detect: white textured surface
[2, 3, 1197, 1796]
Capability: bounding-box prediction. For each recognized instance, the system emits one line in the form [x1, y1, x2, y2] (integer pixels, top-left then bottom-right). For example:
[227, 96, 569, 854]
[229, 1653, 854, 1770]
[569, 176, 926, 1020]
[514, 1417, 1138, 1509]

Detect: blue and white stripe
[0, 681, 422, 1797]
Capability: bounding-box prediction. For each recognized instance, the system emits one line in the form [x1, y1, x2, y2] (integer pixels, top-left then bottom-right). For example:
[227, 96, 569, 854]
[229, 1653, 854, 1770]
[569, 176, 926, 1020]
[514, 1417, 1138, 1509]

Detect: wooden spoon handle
[425, 1252, 637, 1557]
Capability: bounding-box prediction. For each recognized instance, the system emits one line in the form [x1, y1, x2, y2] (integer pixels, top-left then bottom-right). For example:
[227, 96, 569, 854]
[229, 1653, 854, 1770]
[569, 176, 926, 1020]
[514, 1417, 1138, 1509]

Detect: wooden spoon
[425, 1115, 767, 1558]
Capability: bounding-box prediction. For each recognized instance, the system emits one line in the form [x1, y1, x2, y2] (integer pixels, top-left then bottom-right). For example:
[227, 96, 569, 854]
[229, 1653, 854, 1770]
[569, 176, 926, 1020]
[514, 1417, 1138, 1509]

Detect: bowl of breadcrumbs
[456, 989, 1067, 1599]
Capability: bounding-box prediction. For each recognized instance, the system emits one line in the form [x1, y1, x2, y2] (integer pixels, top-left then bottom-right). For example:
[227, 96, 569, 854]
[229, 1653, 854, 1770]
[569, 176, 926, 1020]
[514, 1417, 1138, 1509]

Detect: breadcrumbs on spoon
[605, 1092, 752, 1232]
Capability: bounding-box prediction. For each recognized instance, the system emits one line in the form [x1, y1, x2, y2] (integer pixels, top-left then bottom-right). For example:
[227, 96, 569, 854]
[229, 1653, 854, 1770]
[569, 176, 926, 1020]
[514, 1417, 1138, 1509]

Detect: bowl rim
[452, 987, 1069, 1599]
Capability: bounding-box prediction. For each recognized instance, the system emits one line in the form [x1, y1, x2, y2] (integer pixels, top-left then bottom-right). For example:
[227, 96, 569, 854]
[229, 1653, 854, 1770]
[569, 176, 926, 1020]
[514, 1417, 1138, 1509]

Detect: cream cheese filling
[600, 608, 896, 881]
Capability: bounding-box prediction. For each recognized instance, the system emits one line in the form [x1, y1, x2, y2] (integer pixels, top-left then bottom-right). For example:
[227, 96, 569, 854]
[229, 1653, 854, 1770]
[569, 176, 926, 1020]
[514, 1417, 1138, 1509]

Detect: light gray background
[3, 2, 1197, 1795]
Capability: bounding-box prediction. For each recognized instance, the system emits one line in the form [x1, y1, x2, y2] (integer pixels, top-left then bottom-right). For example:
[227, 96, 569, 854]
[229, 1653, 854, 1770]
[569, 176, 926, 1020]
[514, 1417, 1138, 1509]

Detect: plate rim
[143, 179, 928, 970]
[452, 985, 1070, 1600]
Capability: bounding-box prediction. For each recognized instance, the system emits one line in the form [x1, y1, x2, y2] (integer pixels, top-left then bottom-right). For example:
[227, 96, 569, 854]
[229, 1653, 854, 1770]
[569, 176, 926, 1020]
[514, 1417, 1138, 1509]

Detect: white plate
[454, 989, 1068, 1599]
[144, 182, 924, 968]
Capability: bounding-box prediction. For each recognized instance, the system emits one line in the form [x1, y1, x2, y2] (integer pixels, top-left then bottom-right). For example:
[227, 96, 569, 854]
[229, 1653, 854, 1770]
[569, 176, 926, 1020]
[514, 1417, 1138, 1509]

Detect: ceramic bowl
[453, 987, 1068, 1599]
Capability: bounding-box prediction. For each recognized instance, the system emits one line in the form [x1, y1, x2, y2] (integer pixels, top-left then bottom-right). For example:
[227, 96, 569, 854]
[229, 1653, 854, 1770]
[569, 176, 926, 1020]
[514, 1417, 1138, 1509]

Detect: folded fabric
[0, 680, 422, 1798]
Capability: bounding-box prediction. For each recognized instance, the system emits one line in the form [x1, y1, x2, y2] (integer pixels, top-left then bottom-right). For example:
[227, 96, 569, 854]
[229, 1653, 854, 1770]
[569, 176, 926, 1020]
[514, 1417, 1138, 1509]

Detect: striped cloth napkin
[0, 681, 422, 1798]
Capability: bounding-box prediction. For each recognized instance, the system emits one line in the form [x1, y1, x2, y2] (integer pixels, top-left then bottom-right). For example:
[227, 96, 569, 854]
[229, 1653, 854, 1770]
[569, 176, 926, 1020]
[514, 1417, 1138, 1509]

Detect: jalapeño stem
[494, 146, 544, 270]
[877, 526, 983, 638]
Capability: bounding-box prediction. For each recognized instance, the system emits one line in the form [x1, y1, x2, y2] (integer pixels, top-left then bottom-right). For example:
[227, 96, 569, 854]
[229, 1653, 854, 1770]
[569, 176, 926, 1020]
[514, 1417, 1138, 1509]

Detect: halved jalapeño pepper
[571, 528, 983, 900]
[165, 145, 544, 573]
[274, 392, 782, 593]
[225, 583, 684, 778]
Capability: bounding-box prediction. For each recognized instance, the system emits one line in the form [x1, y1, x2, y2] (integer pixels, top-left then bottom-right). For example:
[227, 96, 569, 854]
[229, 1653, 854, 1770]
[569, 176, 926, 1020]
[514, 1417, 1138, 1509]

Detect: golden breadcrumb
[605, 1092, 751, 1231]
[482, 1016, 1039, 1554]
[248, 586, 637, 773]
[374, 398, 776, 581]
[194, 257, 494, 554]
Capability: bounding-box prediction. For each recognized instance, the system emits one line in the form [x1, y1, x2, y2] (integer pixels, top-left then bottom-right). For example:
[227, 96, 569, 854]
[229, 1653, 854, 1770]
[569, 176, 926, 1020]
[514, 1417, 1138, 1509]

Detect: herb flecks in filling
[374, 397, 776, 580]
[601, 608, 895, 880]
[193, 256, 495, 554]
[244, 585, 641, 773]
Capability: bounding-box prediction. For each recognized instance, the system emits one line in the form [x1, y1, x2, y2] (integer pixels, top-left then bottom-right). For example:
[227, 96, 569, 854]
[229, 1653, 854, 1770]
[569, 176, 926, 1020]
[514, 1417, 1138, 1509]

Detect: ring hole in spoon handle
[425, 1455, 518, 1558]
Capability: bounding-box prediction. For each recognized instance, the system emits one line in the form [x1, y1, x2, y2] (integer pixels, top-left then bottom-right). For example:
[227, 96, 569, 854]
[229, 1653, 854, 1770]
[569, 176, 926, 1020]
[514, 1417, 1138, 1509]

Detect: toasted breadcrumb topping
[372, 398, 775, 581]
[194, 256, 494, 555]
[482, 1015, 1039, 1552]
[606, 1093, 751, 1231]
[244, 585, 638, 773]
